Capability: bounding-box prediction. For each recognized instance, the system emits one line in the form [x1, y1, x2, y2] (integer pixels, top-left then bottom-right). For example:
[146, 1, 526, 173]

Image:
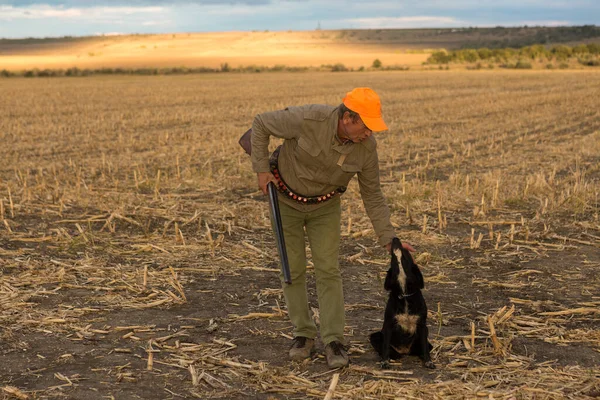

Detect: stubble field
[1, 70, 599, 399]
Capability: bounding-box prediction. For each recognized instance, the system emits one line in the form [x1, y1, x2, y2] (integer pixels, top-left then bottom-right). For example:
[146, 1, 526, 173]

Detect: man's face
[342, 112, 373, 143]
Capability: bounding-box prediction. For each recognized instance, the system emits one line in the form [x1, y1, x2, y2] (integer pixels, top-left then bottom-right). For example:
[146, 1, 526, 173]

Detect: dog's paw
[423, 360, 436, 369]
[380, 361, 391, 369]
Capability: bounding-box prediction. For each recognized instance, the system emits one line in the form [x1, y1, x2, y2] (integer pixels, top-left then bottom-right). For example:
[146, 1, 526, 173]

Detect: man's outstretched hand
[257, 172, 278, 195]
[385, 240, 416, 254]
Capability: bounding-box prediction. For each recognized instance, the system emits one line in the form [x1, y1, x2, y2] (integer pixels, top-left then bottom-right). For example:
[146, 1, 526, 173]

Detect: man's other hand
[257, 172, 278, 195]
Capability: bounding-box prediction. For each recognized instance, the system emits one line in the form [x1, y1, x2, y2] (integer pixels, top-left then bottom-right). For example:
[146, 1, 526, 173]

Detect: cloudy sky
[0, 0, 598, 39]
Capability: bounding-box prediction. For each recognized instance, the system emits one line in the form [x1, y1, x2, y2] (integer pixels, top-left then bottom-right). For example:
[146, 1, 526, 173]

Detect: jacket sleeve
[251, 107, 304, 173]
[357, 149, 396, 247]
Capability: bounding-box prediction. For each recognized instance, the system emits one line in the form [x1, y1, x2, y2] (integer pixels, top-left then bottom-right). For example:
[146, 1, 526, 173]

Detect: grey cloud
[2, 0, 595, 10]
[0, 0, 272, 5]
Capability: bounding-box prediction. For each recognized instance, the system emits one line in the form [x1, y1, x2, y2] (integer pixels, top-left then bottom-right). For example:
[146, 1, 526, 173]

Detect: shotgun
[239, 128, 292, 284]
[268, 181, 292, 284]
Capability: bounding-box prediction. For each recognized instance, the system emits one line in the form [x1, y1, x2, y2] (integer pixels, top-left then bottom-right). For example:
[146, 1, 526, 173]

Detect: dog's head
[390, 238, 424, 291]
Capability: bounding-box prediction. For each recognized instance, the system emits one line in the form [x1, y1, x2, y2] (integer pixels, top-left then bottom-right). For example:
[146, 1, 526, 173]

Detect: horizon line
[1, 23, 597, 41]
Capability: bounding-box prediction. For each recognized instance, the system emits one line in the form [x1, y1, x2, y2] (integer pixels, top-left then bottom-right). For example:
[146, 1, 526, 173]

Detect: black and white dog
[370, 238, 435, 369]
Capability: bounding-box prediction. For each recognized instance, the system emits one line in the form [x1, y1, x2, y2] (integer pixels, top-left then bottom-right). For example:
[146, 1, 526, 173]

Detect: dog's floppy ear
[413, 263, 425, 289]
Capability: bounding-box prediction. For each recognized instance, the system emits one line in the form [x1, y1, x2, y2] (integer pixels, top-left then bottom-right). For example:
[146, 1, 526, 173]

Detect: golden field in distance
[2, 26, 598, 71]
[0, 30, 432, 71]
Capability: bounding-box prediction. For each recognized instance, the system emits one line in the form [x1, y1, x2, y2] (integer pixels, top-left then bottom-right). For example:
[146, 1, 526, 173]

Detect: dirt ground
[1, 71, 599, 399]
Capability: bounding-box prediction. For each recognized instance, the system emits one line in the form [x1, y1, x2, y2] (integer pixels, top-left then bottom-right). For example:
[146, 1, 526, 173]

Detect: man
[251, 87, 414, 368]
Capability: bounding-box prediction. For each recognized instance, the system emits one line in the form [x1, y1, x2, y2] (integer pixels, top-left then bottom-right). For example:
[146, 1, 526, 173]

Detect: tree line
[427, 43, 600, 64]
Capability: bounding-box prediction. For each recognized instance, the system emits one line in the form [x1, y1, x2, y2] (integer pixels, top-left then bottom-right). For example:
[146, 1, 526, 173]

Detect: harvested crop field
[1, 70, 599, 399]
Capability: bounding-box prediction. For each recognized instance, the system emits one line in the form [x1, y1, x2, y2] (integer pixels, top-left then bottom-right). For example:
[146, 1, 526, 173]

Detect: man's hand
[257, 172, 278, 195]
[385, 240, 416, 254]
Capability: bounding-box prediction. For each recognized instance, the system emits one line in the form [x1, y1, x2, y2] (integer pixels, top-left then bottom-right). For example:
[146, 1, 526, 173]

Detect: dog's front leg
[380, 320, 394, 369]
[416, 322, 435, 369]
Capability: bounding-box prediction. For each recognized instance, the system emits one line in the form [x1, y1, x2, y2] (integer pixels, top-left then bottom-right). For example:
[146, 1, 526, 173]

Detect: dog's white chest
[394, 313, 419, 334]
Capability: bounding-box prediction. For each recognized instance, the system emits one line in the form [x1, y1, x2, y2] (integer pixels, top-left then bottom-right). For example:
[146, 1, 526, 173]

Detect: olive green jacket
[251, 104, 395, 247]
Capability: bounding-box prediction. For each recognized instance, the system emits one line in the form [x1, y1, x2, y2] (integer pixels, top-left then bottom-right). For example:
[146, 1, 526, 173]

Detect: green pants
[275, 197, 344, 345]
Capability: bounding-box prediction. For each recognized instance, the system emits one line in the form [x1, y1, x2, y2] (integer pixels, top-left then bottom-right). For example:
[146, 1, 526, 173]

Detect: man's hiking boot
[325, 341, 349, 368]
[289, 337, 315, 361]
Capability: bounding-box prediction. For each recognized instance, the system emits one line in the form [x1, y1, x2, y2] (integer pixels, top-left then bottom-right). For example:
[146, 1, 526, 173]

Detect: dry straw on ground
[0, 71, 599, 399]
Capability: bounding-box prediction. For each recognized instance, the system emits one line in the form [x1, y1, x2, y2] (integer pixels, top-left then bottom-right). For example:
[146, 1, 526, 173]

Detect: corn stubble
[0, 71, 599, 399]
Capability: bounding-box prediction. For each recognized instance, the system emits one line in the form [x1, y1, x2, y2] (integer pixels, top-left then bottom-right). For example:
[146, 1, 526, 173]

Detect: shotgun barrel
[267, 181, 292, 284]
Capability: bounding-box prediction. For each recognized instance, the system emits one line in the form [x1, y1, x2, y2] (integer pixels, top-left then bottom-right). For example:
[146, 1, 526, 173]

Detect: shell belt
[269, 146, 346, 205]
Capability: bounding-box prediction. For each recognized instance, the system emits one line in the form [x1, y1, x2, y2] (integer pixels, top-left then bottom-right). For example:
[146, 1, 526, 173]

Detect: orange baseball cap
[342, 87, 388, 132]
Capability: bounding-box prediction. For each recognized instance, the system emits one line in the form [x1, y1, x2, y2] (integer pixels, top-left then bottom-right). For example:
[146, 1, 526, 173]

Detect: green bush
[559, 62, 570, 69]
[492, 48, 516, 62]
[491, 48, 509, 61]
[372, 58, 382, 68]
[477, 48, 492, 60]
[331, 63, 348, 72]
[37, 69, 56, 77]
[284, 66, 309, 72]
[460, 49, 480, 62]
[587, 43, 600, 54]
[65, 67, 80, 76]
[514, 60, 533, 69]
[579, 58, 600, 66]
[572, 44, 589, 55]
[427, 50, 451, 64]
[519, 44, 548, 60]
[132, 68, 158, 75]
[384, 65, 409, 71]
[242, 65, 264, 73]
[270, 64, 286, 71]
[551, 45, 572, 60]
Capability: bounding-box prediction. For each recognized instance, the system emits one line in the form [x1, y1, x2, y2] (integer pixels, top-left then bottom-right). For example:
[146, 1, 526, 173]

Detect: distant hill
[1, 26, 598, 71]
